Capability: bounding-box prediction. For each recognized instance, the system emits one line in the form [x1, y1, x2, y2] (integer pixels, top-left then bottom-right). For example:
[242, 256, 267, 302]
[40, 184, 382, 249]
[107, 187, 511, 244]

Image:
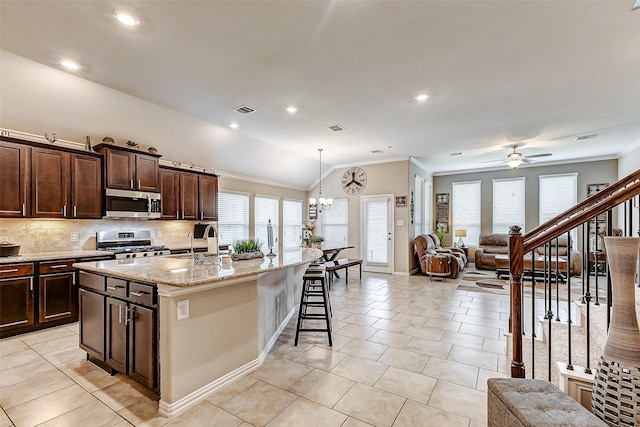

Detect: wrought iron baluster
[566, 230, 573, 371]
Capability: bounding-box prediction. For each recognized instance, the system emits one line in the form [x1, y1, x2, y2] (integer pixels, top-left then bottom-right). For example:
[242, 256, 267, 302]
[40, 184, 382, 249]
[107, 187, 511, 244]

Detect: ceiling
[1, 1, 639, 185]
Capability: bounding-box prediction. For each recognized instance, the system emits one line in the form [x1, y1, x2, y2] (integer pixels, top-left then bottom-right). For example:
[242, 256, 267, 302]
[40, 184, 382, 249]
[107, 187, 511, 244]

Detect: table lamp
[455, 229, 466, 248]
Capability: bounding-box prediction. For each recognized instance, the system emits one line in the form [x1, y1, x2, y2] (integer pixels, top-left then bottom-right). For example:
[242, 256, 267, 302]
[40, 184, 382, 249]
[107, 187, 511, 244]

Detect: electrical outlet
[71, 233, 79, 241]
[177, 300, 189, 320]
[156, 230, 162, 238]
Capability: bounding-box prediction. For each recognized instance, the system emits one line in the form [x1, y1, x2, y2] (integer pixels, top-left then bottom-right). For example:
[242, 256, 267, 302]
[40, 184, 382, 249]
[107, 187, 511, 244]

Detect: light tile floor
[0, 271, 511, 427]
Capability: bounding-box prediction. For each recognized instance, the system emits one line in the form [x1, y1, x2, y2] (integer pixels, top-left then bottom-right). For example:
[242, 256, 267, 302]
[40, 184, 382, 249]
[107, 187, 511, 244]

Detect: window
[452, 180, 481, 246]
[539, 173, 578, 247]
[322, 199, 348, 247]
[493, 177, 526, 234]
[254, 195, 279, 251]
[282, 199, 303, 249]
[425, 180, 433, 232]
[218, 192, 249, 246]
[414, 176, 424, 237]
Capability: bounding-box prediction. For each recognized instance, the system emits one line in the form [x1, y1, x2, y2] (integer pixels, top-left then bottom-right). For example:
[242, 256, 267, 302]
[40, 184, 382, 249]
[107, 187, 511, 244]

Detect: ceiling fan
[484, 144, 552, 169]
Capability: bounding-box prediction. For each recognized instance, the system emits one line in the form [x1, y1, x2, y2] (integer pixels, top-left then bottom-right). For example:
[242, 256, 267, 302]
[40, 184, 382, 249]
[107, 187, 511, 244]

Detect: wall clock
[341, 167, 367, 195]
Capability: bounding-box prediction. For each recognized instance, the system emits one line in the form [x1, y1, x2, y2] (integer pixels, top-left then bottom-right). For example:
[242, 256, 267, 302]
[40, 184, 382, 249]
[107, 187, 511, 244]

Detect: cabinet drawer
[39, 259, 76, 274]
[129, 282, 156, 307]
[106, 277, 127, 298]
[79, 271, 106, 292]
[0, 263, 34, 278]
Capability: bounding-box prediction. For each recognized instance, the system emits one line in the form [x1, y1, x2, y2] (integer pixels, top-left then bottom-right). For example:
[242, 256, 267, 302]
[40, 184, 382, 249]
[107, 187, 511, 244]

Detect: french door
[361, 195, 394, 273]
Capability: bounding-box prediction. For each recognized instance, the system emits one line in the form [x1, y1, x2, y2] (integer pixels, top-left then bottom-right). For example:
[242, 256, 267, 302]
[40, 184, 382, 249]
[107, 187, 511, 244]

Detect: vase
[592, 237, 640, 426]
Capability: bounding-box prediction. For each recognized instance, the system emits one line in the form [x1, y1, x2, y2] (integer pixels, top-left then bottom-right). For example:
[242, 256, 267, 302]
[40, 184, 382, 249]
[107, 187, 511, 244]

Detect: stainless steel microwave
[104, 189, 161, 219]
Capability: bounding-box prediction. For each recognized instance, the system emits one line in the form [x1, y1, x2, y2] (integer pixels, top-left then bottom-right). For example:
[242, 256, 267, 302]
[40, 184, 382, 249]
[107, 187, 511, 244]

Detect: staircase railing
[509, 168, 640, 379]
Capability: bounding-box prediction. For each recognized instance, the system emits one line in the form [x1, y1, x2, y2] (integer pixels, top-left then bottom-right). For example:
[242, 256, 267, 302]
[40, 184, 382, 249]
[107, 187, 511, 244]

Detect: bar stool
[294, 267, 332, 346]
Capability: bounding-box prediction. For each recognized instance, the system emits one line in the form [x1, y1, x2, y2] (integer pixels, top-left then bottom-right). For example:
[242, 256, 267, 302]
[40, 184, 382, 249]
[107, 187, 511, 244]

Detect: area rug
[476, 279, 507, 289]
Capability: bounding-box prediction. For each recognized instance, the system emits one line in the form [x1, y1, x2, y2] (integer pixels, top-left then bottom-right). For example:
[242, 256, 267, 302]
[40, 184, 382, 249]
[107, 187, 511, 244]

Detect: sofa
[415, 233, 467, 279]
[474, 233, 582, 276]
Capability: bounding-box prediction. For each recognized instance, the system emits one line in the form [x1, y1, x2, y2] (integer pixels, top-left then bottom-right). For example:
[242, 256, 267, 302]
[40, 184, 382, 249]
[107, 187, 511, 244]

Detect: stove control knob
[132, 253, 137, 258]
[153, 252, 158, 256]
[143, 253, 148, 257]
[126, 254, 131, 259]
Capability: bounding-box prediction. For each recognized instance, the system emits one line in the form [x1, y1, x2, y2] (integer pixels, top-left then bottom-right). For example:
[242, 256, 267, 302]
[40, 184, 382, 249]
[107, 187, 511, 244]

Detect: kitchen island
[73, 247, 322, 418]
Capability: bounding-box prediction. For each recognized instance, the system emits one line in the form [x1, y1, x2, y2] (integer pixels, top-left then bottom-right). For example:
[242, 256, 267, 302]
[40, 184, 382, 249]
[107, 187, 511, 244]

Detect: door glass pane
[283, 199, 302, 249]
[365, 200, 388, 264]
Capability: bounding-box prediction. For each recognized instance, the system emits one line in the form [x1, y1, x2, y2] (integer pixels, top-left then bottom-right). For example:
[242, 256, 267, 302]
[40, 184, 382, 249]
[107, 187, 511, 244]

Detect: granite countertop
[0, 250, 114, 264]
[73, 248, 323, 288]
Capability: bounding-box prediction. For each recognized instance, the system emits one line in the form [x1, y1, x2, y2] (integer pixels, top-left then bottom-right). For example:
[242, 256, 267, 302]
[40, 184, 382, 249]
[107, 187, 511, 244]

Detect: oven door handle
[147, 193, 151, 215]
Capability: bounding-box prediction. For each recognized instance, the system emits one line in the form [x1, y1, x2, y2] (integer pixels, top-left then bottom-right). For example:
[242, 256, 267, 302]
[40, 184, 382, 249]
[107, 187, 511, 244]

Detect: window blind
[254, 195, 279, 251]
[282, 199, 302, 249]
[322, 199, 348, 247]
[218, 192, 249, 245]
[452, 180, 481, 246]
[414, 176, 424, 237]
[365, 200, 388, 264]
[539, 173, 578, 247]
[493, 177, 525, 234]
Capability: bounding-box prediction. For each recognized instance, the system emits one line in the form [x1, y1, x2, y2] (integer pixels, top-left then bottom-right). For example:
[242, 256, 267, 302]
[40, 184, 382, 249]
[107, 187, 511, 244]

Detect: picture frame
[395, 196, 407, 207]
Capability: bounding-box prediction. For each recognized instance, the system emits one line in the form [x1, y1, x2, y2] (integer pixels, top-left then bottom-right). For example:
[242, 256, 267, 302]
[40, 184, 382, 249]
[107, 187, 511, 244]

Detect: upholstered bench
[487, 378, 605, 426]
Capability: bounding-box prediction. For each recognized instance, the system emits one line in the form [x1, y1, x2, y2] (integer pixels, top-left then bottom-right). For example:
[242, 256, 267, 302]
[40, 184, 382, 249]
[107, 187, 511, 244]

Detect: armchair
[414, 234, 466, 279]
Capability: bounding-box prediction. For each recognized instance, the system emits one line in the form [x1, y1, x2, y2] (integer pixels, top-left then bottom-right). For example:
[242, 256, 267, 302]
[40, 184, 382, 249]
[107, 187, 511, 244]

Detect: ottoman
[487, 378, 606, 426]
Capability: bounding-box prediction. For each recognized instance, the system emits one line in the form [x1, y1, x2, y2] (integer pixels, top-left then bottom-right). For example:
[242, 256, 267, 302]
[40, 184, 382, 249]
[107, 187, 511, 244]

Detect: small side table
[588, 251, 607, 276]
[427, 254, 451, 282]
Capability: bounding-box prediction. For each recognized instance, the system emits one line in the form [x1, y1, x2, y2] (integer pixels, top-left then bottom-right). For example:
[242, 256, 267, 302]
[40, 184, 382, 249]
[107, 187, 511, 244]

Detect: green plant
[102, 136, 115, 143]
[308, 235, 324, 243]
[148, 146, 157, 152]
[233, 239, 262, 254]
[436, 223, 447, 247]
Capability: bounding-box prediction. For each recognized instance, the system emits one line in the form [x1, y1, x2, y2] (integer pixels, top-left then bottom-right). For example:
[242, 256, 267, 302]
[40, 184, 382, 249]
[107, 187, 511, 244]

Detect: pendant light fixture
[309, 148, 332, 214]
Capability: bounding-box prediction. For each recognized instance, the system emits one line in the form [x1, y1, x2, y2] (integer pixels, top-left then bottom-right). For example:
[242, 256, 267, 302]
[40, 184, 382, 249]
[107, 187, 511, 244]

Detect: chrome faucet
[202, 224, 216, 240]
[187, 231, 194, 255]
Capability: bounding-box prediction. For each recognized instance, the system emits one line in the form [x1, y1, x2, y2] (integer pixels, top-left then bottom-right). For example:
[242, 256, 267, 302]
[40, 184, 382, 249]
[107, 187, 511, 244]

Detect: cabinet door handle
[201, 211, 204, 220]
[49, 264, 68, 269]
[107, 285, 124, 290]
[130, 291, 145, 297]
[130, 179, 134, 189]
[73, 206, 77, 217]
[125, 307, 135, 325]
[138, 180, 141, 190]
[118, 303, 123, 324]
[22, 203, 26, 216]
[63, 205, 67, 216]
[29, 277, 33, 291]
[147, 194, 151, 215]
[0, 269, 19, 274]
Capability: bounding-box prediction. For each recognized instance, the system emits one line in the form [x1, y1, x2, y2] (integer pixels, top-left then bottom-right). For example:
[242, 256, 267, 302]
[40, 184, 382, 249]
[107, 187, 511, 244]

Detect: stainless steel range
[96, 230, 169, 259]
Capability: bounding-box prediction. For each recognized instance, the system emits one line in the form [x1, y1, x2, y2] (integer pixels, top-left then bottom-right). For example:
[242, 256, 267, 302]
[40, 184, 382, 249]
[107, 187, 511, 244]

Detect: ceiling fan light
[507, 158, 524, 169]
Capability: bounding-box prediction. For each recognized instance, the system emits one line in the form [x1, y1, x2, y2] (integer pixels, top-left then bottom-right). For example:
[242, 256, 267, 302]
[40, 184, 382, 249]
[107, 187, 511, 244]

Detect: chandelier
[309, 148, 332, 212]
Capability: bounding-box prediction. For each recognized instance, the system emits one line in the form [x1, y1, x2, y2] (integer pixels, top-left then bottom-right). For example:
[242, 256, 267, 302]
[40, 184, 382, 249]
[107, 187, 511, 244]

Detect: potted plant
[126, 140, 139, 149]
[231, 239, 264, 260]
[102, 136, 115, 144]
[308, 234, 324, 249]
[148, 146, 158, 154]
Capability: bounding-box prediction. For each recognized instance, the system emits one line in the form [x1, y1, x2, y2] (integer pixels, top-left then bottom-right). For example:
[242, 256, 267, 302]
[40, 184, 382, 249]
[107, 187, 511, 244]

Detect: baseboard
[158, 306, 297, 418]
[393, 271, 410, 276]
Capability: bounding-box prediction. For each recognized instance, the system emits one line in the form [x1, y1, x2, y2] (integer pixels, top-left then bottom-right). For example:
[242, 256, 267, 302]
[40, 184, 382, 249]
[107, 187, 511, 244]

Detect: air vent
[450, 152, 464, 156]
[371, 150, 384, 154]
[575, 134, 598, 141]
[234, 105, 255, 115]
[328, 124, 345, 132]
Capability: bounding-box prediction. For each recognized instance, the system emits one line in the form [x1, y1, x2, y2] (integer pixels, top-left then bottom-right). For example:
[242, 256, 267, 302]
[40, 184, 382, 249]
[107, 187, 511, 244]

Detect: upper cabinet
[0, 140, 30, 217]
[95, 144, 160, 192]
[0, 137, 103, 219]
[160, 167, 217, 221]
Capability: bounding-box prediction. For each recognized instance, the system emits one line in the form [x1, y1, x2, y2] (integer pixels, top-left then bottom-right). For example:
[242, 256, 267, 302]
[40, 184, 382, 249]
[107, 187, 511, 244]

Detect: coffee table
[494, 254, 568, 283]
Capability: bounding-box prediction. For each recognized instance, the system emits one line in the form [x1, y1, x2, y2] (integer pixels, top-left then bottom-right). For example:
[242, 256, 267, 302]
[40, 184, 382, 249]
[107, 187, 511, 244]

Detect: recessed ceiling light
[415, 93, 429, 102]
[61, 60, 80, 70]
[113, 10, 138, 26]
[229, 122, 239, 129]
[286, 106, 298, 113]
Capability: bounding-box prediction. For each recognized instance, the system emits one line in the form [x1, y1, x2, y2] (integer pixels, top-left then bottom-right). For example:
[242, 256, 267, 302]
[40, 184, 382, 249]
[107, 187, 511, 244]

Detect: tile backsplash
[0, 219, 207, 253]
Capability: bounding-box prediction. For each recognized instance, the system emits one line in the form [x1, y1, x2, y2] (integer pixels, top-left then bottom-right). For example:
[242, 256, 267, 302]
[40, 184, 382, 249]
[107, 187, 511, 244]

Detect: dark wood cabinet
[0, 263, 34, 333]
[78, 272, 158, 392]
[71, 154, 103, 218]
[160, 166, 217, 221]
[159, 168, 179, 219]
[199, 174, 218, 221]
[96, 145, 160, 192]
[0, 140, 29, 217]
[79, 288, 105, 360]
[31, 147, 69, 218]
[38, 259, 77, 324]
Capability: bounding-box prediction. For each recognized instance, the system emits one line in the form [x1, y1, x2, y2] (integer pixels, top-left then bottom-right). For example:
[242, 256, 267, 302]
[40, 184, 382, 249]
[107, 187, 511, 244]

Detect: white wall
[0, 50, 318, 189]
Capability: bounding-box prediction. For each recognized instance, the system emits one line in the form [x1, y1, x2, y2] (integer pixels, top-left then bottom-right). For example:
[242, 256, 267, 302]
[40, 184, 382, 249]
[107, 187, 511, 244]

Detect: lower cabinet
[79, 272, 158, 392]
[39, 259, 77, 324]
[0, 271, 34, 333]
